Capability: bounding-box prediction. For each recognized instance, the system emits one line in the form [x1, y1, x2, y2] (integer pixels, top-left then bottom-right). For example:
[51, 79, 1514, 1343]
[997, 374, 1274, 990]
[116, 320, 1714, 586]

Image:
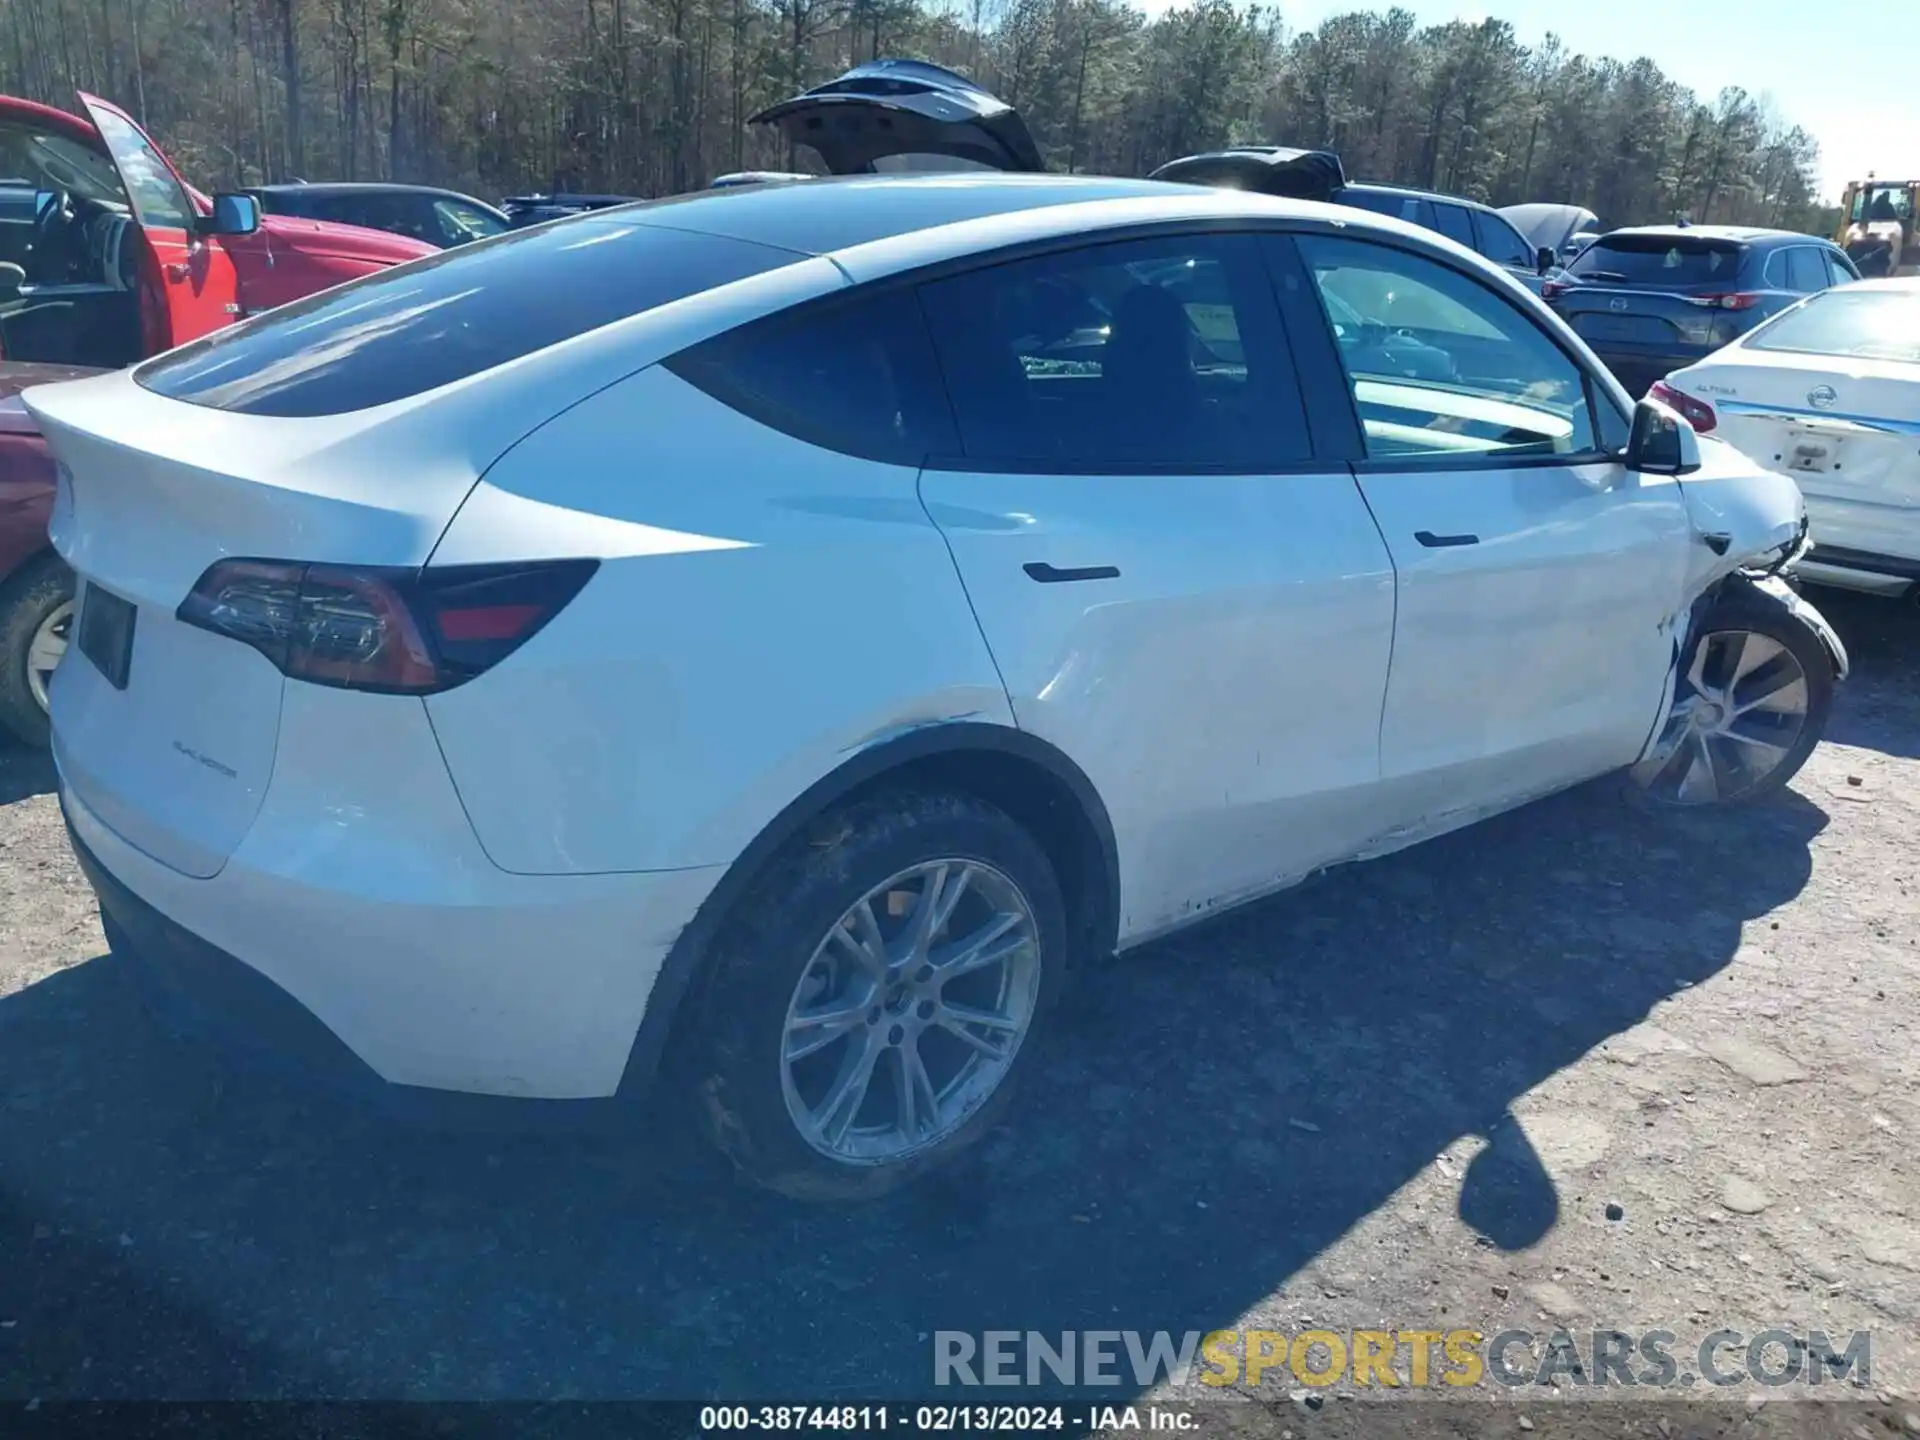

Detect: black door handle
[1414, 530, 1479, 548]
[1024, 562, 1121, 583]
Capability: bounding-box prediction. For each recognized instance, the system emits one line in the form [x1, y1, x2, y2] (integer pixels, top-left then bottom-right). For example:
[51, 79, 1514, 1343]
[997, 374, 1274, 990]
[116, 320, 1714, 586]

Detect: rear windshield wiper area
[1579, 270, 1630, 282]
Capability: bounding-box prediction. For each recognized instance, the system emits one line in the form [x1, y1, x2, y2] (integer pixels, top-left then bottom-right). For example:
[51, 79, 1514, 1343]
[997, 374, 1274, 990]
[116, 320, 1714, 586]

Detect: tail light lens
[1649, 380, 1718, 434]
[1541, 279, 1569, 301]
[178, 558, 598, 694]
[1687, 292, 1765, 311]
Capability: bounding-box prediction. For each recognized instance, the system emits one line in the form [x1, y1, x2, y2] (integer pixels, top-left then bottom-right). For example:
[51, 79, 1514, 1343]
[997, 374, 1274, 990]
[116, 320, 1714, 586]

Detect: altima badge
[1808, 385, 1838, 409]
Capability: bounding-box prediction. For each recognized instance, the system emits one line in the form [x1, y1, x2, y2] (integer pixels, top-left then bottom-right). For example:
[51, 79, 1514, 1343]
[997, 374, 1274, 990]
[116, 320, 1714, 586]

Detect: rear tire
[689, 790, 1066, 1202]
[1626, 592, 1834, 807]
[0, 556, 74, 749]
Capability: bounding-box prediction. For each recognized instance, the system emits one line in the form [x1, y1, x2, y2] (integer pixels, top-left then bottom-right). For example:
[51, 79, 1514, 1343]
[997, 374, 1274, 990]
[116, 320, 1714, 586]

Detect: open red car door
[75, 93, 241, 350]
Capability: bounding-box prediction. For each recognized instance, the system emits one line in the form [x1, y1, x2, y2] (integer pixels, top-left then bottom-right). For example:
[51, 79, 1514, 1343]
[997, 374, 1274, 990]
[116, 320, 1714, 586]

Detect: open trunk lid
[24, 371, 482, 878]
[1148, 146, 1348, 203]
[749, 59, 1043, 175]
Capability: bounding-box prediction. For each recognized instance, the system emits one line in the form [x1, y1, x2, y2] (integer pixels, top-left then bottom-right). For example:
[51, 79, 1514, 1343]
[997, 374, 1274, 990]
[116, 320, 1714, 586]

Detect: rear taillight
[178, 558, 597, 694]
[1687, 291, 1765, 311]
[1649, 380, 1718, 434]
[1541, 279, 1569, 302]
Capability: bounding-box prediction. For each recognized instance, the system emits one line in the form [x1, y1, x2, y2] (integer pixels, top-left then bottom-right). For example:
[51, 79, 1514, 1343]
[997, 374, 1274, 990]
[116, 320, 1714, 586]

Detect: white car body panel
[61, 683, 723, 1097]
[426, 366, 1015, 876]
[23, 177, 1828, 1102]
[1354, 460, 1692, 814]
[921, 466, 1396, 942]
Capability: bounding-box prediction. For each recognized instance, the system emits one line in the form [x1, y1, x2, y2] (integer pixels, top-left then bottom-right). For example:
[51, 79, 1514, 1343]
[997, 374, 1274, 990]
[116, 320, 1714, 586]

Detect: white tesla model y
[29, 171, 1845, 1198]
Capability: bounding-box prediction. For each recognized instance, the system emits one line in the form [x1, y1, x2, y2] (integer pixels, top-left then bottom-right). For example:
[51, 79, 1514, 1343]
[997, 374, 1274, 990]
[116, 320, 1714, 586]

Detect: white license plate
[1785, 428, 1843, 475]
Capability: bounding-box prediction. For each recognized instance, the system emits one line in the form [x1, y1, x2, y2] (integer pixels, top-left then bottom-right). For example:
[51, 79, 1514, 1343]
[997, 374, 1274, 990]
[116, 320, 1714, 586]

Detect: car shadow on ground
[0, 774, 1826, 1402]
[1801, 582, 1920, 760]
[0, 738, 53, 806]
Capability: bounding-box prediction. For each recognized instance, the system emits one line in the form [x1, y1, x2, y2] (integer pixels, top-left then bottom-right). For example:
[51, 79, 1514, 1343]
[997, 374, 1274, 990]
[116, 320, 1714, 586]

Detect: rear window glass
[1569, 235, 1746, 285]
[1344, 189, 1426, 225]
[1748, 288, 1920, 364]
[667, 289, 956, 465]
[136, 219, 799, 416]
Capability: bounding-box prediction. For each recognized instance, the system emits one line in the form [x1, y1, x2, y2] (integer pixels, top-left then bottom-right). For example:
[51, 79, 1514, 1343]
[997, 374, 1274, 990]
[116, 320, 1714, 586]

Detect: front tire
[0, 556, 74, 749]
[690, 790, 1066, 1201]
[1627, 593, 1834, 806]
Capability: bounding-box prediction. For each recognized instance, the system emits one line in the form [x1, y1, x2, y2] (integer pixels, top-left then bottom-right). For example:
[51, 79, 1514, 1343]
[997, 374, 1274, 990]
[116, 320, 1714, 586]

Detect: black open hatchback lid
[1147, 146, 1348, 203]
[748, 59, 1044, 176]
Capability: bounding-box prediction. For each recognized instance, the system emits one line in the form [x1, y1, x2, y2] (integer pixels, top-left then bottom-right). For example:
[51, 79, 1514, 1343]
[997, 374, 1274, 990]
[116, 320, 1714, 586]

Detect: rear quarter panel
[0, 407, 57, 585]
[423, 363, 1016, 876]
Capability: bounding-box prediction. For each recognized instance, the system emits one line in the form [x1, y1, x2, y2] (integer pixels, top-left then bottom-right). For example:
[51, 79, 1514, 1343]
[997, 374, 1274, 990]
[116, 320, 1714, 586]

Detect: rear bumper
[1794, 544, 1920, 597]
[58, 744, 725, 1107]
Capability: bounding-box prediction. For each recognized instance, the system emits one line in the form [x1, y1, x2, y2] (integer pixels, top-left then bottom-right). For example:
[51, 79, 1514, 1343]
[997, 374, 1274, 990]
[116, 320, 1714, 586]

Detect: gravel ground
[2, 586, 1919, 1438]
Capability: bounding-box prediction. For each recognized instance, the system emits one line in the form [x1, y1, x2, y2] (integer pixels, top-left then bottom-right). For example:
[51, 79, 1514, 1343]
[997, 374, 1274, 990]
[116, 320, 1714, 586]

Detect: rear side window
[1471, 210, 1534, 269]
[1748, 288, 1920, 364]
[1825, 250, 1859, 287]
[1344, 189, 1429, 228]
[666, 288, 955, 465]
[1786, 247, 1828, 293]
[1430, 203, 1476, 248]
[916, 231, 1311, 470]
[136, 220, 800, 416]
[1569, 235, 1746, 285]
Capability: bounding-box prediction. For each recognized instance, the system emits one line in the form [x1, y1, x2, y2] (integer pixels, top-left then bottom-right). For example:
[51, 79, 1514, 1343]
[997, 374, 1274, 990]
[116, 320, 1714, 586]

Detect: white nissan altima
[27, 171, 1848, 1199]
[1653, 277, 1920, 599]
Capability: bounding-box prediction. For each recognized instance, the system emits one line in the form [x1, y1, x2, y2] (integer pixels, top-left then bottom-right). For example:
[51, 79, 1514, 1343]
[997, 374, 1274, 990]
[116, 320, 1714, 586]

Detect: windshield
[1568, 235, 1745, 285]
[1851, 185, 1913, 225]
[1748, 287, 1920, 364]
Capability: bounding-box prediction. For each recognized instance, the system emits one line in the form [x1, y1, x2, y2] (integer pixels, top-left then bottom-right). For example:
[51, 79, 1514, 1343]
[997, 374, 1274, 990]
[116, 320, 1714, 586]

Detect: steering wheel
[28, 187, 74, 283]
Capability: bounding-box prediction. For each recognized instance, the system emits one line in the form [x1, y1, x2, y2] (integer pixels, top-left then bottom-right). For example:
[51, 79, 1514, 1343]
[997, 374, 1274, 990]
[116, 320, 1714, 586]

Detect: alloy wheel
[779, 858, 1042, 1165]
[26, 600, 72, 716]
[1629, 626, 1811, 805]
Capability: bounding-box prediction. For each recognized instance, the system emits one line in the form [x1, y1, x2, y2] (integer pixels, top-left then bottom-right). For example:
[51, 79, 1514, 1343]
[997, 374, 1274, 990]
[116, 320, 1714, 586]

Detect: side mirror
[0, 261, 22, 299]
[1626, 395, 1702, 477]
[1536, 246, 1556, 275]
[201, 192, 261, 237]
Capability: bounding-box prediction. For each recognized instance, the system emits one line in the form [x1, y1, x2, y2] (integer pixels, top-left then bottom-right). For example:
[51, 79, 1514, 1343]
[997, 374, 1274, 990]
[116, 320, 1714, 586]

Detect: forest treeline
[0, 0, 1839, 233]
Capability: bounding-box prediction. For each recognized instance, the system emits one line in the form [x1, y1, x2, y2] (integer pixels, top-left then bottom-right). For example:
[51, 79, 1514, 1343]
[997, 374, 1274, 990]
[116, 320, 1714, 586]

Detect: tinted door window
[1430, 203, 1476, 248]
[1299, 233, 1599, 462]
[1786, 247, 1828, 293]
[1471, 209, 1535, 269]
[1345, 189, 1428, 227]
[917, 232, 1310, 470]
[1825, 250, 1859, 287]
[668, 289, 955, 465]
[1763, 250, 1789, 289]
[137, 219, 800, 416]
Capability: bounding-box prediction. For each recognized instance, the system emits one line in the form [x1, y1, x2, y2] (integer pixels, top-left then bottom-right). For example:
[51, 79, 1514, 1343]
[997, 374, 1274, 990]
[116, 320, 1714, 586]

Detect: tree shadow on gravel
[0, 779, 1826, 1404]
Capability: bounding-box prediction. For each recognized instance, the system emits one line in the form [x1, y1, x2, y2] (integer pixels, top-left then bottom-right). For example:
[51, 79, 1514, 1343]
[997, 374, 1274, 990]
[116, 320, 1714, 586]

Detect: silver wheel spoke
[939, 1014, 1016, 1060]
[25, 602, 72, 713]
[899, 862, 971, 962]
[1729, 633, 1783, 687]
[893, 1040, 940, 1138]
[827, 898, 889, 979]
[938, 1000, 1019, 1033]
[930, 911, 1025, 979]
[812, 1039, 882, 1146]
[1677, 731, 1717, 804]
[784, 996, 870, 1062]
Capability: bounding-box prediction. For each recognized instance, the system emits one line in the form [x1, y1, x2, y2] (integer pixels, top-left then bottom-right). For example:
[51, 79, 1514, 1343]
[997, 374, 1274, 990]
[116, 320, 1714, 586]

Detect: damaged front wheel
[1627, 597, 1834, 807]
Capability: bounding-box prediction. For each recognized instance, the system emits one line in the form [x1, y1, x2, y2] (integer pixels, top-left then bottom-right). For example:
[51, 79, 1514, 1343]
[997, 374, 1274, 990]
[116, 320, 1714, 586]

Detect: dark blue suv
[1546, 225, 1860, 397]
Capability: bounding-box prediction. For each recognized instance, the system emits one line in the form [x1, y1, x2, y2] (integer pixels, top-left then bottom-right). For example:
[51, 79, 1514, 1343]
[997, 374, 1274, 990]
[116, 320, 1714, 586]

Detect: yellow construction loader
[1836, 176, 1920, 277]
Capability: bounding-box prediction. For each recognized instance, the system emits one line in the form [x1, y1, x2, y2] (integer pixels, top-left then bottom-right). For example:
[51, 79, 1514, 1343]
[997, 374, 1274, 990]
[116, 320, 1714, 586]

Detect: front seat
[1099, 284, 1201, 461]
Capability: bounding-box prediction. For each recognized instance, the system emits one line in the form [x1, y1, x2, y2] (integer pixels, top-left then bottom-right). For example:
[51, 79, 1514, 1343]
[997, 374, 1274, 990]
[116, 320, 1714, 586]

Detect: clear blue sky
[1128, 0, 1920, 202]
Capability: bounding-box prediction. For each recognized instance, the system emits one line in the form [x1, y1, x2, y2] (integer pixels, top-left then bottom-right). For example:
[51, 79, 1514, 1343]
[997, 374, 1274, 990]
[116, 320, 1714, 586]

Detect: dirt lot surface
[3, 588, 1920, 1438]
